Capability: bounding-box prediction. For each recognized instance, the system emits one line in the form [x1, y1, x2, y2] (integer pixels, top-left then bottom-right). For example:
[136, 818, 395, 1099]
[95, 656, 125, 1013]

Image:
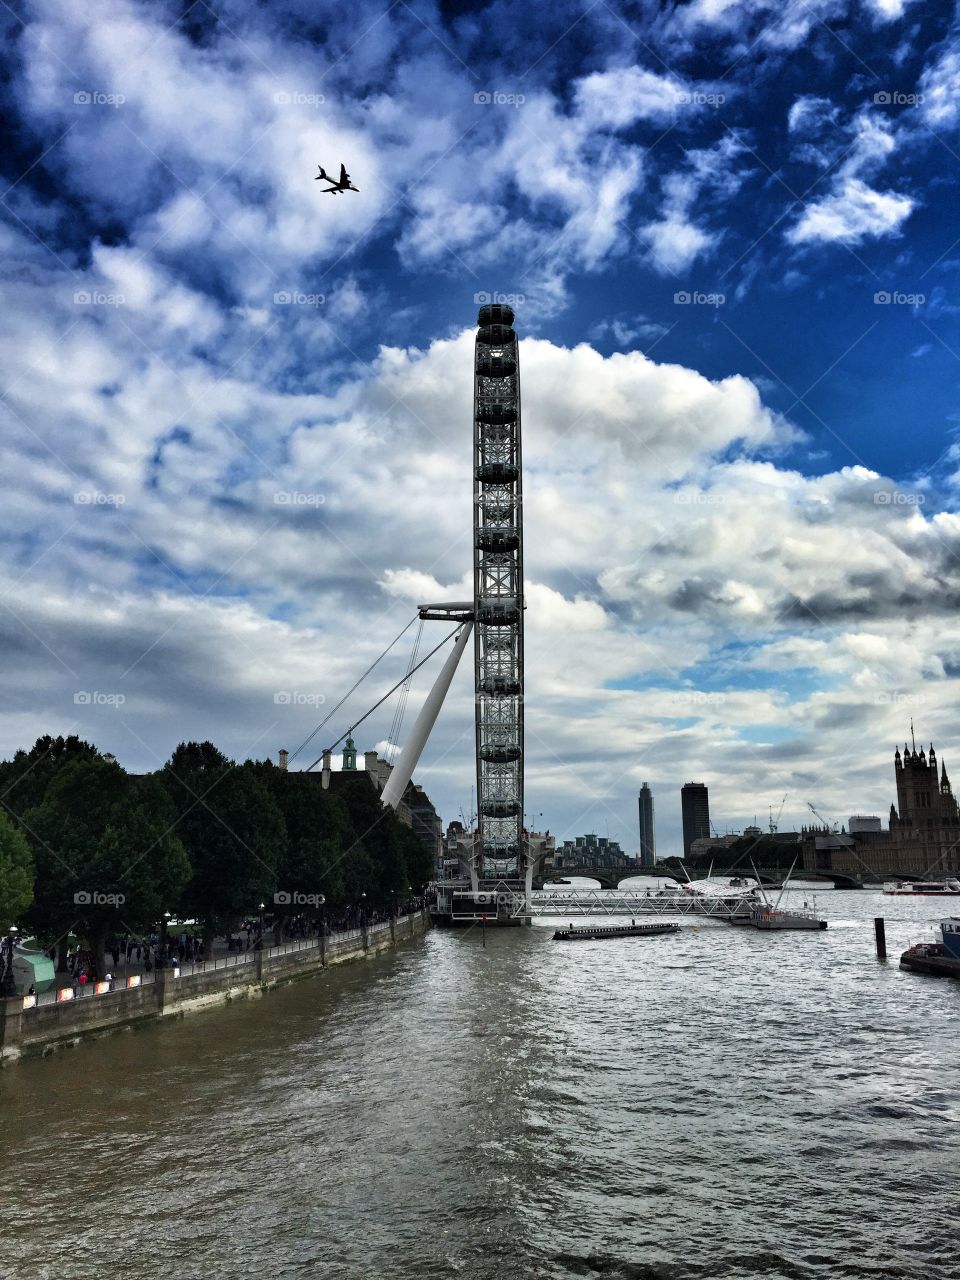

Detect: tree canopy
[0, 735, 437, 967]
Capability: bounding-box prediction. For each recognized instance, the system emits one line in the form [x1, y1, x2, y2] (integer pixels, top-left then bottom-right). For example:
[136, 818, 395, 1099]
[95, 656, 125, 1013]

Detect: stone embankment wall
[0, 911, 428, 1064]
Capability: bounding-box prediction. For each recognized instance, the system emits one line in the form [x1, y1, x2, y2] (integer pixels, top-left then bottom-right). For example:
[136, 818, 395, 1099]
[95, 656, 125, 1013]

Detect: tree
[0, 735, 98, 827]
[250, 764, 356, 931]
[161, 744, 285, 949]
[22, 758, 190, 978]
[0, 809, 33, 930]
[85, 777, 191, 976]
[334, 775, 431, 909]
[22, 755, 128, 964]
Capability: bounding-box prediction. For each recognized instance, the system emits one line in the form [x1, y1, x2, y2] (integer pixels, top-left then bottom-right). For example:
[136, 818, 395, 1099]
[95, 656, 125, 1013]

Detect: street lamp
[159, 910, 171, 967]
[360, 892, 366, 927]
[1, 926, 19, 998]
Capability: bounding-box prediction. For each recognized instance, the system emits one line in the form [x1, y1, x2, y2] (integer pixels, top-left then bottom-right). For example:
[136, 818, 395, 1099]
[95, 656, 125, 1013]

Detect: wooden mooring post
[875, 917, 887, 960]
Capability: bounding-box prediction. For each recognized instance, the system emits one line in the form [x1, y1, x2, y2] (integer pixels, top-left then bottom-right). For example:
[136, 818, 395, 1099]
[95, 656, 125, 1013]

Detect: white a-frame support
[380, 622, 473, 811]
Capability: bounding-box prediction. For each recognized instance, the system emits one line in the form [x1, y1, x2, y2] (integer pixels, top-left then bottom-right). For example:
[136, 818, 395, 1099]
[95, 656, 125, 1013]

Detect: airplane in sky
[315, 163, 359, 194]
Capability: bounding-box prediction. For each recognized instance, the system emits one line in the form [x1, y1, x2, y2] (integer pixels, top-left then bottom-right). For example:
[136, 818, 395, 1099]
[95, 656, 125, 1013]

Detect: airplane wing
[339, 163, 349, 184]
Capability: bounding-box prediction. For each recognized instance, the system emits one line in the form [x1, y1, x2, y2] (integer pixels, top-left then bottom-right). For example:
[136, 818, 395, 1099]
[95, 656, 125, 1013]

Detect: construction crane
[806, 801, 838, 833]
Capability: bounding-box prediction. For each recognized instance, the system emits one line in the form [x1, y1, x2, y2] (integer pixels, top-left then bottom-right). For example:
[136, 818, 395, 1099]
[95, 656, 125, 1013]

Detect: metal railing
[177, 950, 257, 977]
[27, 970, 157, 1009]
[18, 913, 425, 1012]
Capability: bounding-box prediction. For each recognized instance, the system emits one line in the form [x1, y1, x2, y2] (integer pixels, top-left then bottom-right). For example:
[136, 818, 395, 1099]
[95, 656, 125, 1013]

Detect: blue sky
[2, 0, 960, 855]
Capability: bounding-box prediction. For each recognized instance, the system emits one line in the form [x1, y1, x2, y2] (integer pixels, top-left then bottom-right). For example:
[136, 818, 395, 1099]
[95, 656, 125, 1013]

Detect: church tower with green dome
[342, 736, 358, 771]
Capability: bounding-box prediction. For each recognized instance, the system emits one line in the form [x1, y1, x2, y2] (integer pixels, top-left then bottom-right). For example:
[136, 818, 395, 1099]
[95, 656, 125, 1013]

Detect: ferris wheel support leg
[381, 623, 474, 811]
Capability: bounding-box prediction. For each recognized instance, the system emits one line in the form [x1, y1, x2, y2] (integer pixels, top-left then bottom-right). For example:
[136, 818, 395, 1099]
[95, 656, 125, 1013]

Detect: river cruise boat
[900, 918, 960, 979]
[552, 921, 680, 941]
[883, 879, 960, 896]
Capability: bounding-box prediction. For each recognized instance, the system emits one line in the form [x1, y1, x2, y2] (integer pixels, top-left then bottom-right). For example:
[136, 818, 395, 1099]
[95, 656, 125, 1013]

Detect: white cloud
[640, 214, 715, 274]
[862, 0, 922, 21]
[574, 66, 688, 129]
[787, 112, 914, 246]
[919, 48, 960, 130]
[788, 178, 914, 244]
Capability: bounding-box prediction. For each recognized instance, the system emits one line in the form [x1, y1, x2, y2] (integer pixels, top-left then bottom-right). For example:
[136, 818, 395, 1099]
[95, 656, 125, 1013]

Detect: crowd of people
[42, 894, 433, 994]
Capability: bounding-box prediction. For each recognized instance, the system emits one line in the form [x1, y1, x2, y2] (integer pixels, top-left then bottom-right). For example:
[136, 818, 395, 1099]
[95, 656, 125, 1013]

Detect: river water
[1, 885, 959, 1280]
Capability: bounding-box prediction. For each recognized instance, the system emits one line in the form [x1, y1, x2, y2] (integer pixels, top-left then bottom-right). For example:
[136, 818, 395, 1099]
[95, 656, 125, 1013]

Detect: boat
[899, 918, 960, 978]
[883, 879, 960, 896]
[730, 904, 827, 931]
[726, 856, 827, 929]
[553, 921, 680, 941]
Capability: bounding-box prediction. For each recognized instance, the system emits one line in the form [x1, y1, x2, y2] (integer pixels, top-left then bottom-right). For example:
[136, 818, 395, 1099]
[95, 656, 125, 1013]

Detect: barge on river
[900, 917, 960, 979]
[727, 904, 827, 931]
[553, 921, 680, 941]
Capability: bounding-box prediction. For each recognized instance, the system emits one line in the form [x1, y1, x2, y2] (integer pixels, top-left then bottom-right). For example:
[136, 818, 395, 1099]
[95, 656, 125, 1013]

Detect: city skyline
[2, 2, 960, 855]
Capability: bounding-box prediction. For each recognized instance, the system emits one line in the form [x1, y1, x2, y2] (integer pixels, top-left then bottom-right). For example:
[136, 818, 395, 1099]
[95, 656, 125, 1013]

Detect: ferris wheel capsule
[477, 303, 515, 326]
[475, 461, 519, 484]
[476, 402, 517, 426]
[477, 351, 517, 378]
[477, 324, 516, 346]
[476, 527, 520, 553]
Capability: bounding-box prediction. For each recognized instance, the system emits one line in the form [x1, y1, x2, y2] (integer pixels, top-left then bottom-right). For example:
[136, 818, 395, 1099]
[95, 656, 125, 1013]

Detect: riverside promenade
[0, 910, 429, 1064]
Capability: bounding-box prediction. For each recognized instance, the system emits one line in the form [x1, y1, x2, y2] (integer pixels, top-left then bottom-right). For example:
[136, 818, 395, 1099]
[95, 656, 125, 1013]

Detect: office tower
[638, 783, 656, 866]
[681, 782, 710, 857]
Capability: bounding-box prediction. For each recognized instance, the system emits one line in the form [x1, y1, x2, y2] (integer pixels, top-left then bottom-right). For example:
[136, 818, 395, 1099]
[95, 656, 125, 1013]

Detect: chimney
[279, 748, 289, 771]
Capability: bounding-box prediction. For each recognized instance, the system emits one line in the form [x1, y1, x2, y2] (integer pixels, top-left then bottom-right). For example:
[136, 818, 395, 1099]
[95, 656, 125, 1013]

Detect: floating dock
[552, 921, 680, 941]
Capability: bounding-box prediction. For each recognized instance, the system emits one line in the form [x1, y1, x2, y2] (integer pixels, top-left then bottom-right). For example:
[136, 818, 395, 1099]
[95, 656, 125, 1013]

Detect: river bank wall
[0, 910, 429, 1064]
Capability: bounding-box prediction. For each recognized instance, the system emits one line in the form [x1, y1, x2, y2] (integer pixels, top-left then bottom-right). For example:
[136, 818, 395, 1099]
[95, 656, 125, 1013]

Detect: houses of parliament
[806, 736, 960, 878]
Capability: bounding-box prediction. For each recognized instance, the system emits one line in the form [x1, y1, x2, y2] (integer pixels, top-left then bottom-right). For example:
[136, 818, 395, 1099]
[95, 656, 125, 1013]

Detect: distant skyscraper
[681, 782, 710, 857]
[638, 783, 656, 867]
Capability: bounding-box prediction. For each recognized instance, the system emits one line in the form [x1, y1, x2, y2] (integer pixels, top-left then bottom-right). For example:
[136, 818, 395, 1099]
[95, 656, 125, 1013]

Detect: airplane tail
[315, 166, 330, 182]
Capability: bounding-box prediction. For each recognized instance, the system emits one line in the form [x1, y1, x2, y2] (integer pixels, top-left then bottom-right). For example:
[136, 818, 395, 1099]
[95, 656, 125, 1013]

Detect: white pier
[521, 889, 759, 920]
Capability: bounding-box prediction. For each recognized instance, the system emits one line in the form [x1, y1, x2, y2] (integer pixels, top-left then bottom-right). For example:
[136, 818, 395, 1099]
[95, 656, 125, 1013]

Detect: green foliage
[161, 743, 286, 935]
[334, 776, 432, 907]
[19, 757, 190, 976]
[0, 735, 98, 824]
[2, 734, 435, 957]
[250, 763, 354, 911]
[0, 809, 34, 929]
